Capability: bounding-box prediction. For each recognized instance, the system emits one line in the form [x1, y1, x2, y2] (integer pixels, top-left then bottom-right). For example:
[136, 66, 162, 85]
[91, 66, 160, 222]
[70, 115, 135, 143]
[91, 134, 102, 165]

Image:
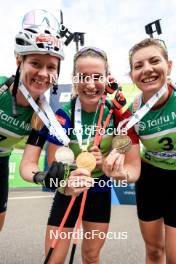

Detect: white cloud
[1, 0, 176, 84]
[0, 0, 62, 76]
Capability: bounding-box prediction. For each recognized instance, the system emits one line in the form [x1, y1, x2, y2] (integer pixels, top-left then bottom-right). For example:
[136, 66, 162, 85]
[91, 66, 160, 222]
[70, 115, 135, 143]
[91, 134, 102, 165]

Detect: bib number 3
[158, 137, 174, 151]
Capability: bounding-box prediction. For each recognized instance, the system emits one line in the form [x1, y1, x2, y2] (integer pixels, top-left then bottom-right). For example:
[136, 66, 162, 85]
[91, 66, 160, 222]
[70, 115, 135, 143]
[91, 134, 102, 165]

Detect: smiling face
[19, 54, 59, 99]
[130, 45, 172, 96]
[74, 56, 107, 112]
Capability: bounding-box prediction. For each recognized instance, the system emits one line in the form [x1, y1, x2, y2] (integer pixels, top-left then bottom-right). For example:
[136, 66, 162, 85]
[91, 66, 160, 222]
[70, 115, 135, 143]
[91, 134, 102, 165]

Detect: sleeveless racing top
[131, 85, 176, 170]
[0, 76, 33, 157]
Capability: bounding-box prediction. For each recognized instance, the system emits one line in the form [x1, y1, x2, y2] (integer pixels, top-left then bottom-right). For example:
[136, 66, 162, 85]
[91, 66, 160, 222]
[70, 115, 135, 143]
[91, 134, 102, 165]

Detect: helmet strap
[57, 61, 60, 76]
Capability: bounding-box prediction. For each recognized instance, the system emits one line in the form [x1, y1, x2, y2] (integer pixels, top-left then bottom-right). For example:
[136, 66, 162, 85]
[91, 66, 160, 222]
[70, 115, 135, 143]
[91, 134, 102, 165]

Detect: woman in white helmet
[0, 9, 64, 231]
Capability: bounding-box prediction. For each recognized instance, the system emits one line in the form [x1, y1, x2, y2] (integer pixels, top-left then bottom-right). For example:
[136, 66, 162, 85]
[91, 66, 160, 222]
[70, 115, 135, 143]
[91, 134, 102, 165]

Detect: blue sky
[1, 0, 176, 83]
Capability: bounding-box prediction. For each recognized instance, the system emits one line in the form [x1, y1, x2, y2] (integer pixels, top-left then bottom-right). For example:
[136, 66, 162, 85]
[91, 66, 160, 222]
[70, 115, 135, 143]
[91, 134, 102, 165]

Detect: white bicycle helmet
[14, 9, 65, 60]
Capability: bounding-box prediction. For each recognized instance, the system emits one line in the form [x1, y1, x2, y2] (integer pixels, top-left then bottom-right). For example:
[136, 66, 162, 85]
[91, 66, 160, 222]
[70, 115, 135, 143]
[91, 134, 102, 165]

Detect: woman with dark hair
[0, 9, 65, 231]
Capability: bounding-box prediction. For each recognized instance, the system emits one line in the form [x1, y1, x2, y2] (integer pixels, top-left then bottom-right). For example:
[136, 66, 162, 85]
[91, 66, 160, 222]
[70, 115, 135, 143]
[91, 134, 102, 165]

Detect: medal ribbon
[75, 95, 113, 150]
[18, 81, 70, 145]
[74, 97, 99, 151]
[117, 84, 167, 132]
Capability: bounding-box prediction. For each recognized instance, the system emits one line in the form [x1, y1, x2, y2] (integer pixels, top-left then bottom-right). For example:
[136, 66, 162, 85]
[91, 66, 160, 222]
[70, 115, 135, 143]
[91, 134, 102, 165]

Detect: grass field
[121, 83, 140, 104]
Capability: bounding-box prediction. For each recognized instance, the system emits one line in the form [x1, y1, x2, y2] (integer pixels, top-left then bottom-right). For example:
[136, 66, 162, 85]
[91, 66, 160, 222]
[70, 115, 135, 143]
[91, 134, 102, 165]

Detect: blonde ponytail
[31, 101, 44, 130]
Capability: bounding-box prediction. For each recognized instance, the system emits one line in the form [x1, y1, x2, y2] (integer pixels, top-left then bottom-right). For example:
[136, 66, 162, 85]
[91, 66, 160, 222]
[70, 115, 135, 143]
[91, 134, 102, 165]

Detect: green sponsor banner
[9, 149, 45, 188]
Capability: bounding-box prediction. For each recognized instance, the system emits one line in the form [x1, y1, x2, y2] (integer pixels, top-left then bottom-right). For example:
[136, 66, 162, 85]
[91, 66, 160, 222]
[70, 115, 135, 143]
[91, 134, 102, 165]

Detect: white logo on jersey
[138, 121, 146, 131]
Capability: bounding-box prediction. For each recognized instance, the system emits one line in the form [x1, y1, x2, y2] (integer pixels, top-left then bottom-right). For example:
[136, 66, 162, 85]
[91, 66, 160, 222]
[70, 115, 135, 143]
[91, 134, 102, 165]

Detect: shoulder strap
[0, 76, 15, 96]
[70, 96, 77, 133]
[105, 99, 112, 110]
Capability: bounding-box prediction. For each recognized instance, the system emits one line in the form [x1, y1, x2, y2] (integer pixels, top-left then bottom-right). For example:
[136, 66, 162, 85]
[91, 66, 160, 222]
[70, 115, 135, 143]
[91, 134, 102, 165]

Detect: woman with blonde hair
[104, 38, 176, 264]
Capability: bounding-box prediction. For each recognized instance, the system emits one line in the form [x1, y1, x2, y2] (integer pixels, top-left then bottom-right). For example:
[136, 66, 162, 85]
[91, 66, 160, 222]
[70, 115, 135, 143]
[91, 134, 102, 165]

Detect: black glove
[112, 90, 127, 110]
[105, 76, 119, 94]
[33, 161, 65, 190]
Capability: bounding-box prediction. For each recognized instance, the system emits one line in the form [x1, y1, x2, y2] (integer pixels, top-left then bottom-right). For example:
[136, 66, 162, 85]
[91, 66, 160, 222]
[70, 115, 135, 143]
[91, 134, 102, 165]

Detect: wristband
[33, 171, 46, 185]
[105, 81, 119, 94]
[33, 161, 65, 190]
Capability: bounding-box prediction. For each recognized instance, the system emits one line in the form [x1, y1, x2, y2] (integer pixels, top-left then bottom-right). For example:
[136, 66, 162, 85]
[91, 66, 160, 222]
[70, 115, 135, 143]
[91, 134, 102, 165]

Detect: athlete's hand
[90, 145, 103, 169]
[112, 89, 126, 111]
[33, 161, 65, 190]
[64, 168, 94, 196]
[102, 149, 128, 180]
[105, 76, 119, 94]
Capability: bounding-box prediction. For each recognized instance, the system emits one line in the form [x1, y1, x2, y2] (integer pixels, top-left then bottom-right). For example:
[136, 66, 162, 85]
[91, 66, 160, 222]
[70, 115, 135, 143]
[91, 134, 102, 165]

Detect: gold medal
[76, 152, 96, 172]
[55, 146, 75, 164]
[112, 135, 132, 153]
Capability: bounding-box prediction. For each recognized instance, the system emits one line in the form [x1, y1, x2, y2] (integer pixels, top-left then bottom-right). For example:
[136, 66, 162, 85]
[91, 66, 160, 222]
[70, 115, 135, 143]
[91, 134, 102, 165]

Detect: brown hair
[129, 38, 168, 70]
[72, 47, 109, 97]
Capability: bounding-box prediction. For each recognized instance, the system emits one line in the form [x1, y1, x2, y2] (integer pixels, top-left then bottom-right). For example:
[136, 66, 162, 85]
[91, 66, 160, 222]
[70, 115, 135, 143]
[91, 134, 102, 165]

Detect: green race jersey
[0, 76, 33, 157]
[132, 86, 176, 170]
